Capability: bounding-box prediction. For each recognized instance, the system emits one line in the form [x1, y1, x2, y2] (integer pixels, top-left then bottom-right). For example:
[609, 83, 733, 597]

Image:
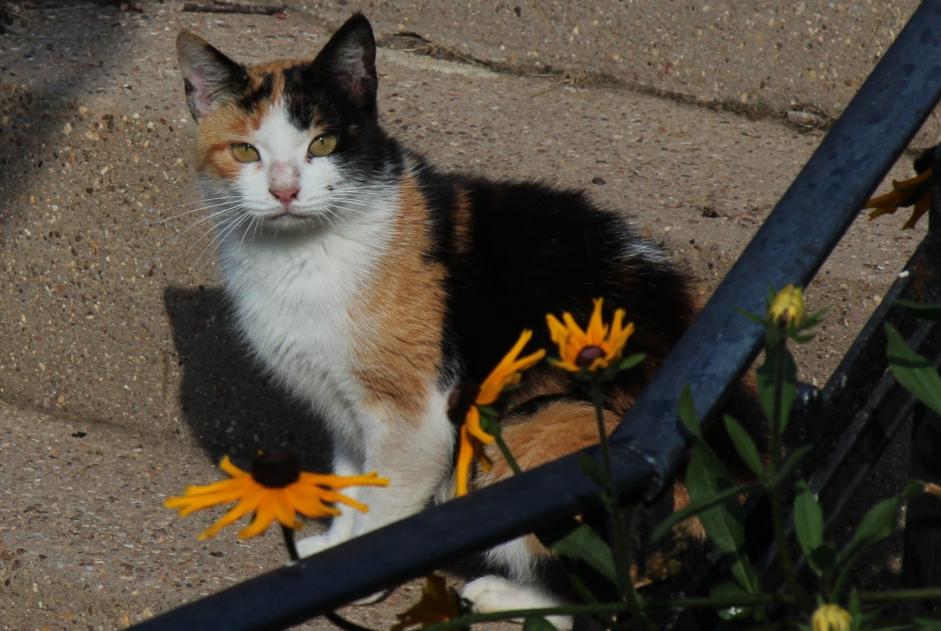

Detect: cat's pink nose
[269, 186, 299, 204]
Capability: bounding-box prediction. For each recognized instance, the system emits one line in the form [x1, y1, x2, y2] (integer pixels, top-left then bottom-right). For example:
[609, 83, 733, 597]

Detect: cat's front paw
[462, 575, 573, 630]
[295, 532, 335, 558]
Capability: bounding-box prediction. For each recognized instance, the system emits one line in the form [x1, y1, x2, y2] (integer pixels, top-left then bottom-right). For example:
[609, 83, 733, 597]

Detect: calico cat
[177, 13, 727, 628]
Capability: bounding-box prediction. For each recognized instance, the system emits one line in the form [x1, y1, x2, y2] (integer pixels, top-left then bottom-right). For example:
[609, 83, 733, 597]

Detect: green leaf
[810, 544, 836, 577]
[772, 445, 813, 486]
[897, 299, 941, 322]
[837, 481, 923, 565]
[677, 386, 701, 437]
[579, 455, 613, 506]
[651, 482, 754, 542]
[723, 414, 764, 478]
[729, 557, 761, 595]
[686, 449, 743, 555]
[848, 588, 863, 631]
[523, 617, 556, 631]
[833, 482, 923, 599]
[550, 523, 617, 586]
[914, 619, 941, 630]
[618, 353, 645, 371]
[756, 344, 798, 430]
[793, 481, 825, 573]
[886, 324, 941, 416]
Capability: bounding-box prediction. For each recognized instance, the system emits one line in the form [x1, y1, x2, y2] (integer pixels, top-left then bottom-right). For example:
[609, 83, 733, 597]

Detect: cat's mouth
[259, 209, 328, 230]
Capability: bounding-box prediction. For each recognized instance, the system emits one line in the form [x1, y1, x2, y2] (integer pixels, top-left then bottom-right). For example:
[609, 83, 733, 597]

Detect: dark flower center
[447, 381, 481, 426]
[575, 345, 606, 368]
[251, 451, 301, 488]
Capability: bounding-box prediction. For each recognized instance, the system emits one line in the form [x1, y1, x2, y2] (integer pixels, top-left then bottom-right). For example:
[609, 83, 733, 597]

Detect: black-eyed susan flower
[546, 298, 635, 373]
[811, 603, 852, 631]
[454, 329, 545, 496]
[864, 167, 932, 230]
[165, 451, 388, 540]
[768, 284, 805, 329]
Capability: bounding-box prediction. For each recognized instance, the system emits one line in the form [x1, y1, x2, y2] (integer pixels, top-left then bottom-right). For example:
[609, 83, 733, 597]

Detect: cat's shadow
[163, 285, 331, 471]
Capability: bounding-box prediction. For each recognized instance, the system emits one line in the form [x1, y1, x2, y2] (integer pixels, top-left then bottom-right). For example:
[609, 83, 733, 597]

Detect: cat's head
[177, 14, 399, 233]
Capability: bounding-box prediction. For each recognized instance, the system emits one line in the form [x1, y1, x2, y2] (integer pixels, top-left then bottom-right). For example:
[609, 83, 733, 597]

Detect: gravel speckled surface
[0, 1, 931, 628]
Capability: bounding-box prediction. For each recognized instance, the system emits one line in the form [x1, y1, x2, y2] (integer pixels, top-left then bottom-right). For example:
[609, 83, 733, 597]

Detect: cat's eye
[308, 134, 337, 158]
[230, 143, 261, 163]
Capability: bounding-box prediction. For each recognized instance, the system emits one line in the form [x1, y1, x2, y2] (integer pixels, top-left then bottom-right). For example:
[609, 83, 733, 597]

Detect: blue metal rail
[132, 2, 941, 628]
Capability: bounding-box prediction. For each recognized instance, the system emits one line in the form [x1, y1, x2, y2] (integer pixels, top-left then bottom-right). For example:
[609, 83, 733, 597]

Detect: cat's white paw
[295, 533, 334, 558]
[461, 575, 573, 631]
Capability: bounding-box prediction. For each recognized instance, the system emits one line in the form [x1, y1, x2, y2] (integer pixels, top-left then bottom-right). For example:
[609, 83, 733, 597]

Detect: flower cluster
[454, 298, 639, 496]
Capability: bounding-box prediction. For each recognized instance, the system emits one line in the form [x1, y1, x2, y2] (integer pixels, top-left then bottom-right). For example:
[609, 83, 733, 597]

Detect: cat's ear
[313, 13, 378, 111]
[176, 31, 248, 120]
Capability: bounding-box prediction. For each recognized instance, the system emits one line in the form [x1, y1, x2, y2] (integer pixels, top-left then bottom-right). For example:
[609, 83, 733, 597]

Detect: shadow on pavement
[163, 285, 332, 471]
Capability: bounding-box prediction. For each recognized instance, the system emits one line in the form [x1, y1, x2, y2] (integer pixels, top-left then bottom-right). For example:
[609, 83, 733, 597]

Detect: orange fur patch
[196, 103, 253, 180]
[479, 399, 624, 484]
[350, 176, 446, 420]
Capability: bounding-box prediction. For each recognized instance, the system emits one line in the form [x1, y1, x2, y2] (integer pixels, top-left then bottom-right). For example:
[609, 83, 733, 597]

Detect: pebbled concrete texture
[0, 1, 932, 628]
[297, 0, 936, 138]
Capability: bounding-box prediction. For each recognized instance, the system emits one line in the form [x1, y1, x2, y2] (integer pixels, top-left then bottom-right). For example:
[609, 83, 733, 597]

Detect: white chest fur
[216, 211, 394, 444]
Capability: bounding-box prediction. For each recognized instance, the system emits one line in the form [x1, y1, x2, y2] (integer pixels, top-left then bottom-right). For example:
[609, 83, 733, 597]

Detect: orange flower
[865, 167, 932, 230]
[165, 452, 388, 540]
[546, 298, 635, 373]
[455, 330, 545, 496]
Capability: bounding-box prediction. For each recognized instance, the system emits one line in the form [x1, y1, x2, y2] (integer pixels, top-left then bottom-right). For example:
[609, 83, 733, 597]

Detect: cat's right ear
[176, 31, 248, 121]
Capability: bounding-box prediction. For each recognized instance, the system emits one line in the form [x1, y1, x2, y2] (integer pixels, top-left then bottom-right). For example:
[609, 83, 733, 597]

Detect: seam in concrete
[375, 30, 836, 135]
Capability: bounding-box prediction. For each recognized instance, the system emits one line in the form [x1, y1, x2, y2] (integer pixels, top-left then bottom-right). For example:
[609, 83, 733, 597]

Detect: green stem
[492, 427, 522, 476]
[767, 339, 812, 612]
[857, 587, 941, 603]
[590, 381, 649, 629]
[281, 524, 299, 561]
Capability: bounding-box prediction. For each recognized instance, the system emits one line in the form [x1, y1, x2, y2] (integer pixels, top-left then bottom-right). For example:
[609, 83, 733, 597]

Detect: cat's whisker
[145, 200, 242, 226]
[194, 211, 251, 263]
[169, 206, 245, 244]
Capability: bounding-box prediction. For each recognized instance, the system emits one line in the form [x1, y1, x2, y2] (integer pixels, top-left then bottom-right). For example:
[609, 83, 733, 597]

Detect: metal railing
[132, 2, 941, 628]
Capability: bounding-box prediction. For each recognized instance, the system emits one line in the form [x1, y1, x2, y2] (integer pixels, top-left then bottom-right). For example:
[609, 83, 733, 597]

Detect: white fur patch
[462, 575, 572, 630]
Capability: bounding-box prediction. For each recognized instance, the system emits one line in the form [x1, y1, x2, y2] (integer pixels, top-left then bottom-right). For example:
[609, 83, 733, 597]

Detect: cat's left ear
[177, 31, 248, 120]
[313, 13, 378, 111]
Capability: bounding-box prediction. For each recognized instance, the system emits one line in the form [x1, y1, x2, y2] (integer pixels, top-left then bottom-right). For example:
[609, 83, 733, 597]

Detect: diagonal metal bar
[132, 2, 941, 629]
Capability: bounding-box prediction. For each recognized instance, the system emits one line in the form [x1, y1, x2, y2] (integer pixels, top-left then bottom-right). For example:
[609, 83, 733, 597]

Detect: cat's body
[177, 14, 719, 626]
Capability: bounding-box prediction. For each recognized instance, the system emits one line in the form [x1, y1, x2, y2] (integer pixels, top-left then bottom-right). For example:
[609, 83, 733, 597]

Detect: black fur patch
[416, 171, 695, 391]
[239, 72, 273, 112]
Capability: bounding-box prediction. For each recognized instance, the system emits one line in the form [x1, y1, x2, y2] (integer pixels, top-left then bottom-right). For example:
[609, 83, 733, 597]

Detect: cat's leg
[345, 389, 455, 539]
[460, 399, 623, 631]
[297, 388, 455, 554]
[295, 437, 365, 557]
[462, 574, 573, 631]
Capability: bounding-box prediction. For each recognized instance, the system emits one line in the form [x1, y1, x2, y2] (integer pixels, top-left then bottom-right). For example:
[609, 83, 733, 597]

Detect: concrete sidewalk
[0, 1, 930, 629]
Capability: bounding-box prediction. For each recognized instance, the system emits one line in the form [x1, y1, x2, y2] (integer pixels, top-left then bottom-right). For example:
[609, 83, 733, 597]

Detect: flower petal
[586, 298, 606, 344]
[903, 193, 930, 229]
[284, 485, 341, 519]
[298, 471, 389, 489]
[465, 406, 495, 444]
[198, 488, 263, 540]
[239, 494, 276, 539]
[219, 455, 249, 478]
[271, 490, 302, 530]
[455, 424, 474, 497]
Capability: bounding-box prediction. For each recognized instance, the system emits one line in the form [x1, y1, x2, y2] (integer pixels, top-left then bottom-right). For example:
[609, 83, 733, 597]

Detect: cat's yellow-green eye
[230, 143, 260, 163]
[308, 134, 337, 158]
